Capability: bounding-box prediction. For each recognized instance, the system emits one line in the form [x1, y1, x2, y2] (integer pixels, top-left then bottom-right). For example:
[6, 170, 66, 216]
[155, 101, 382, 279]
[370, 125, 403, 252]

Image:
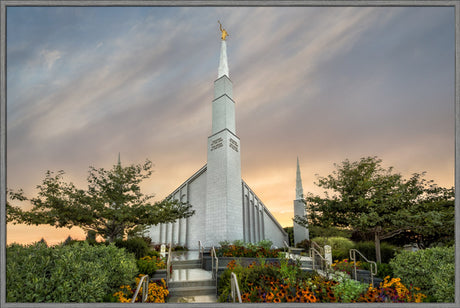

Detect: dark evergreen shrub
[353, 241, 399, 264]
[295, 239, 311, 250]
[114, 237, 149, 259]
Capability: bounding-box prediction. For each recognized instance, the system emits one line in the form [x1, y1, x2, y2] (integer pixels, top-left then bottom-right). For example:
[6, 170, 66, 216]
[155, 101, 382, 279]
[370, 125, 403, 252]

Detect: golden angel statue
[218, 21, 228, 41]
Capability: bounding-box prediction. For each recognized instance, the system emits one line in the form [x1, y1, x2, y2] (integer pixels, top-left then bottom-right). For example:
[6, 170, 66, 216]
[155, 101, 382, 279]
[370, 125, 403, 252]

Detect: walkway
[168, 250, 217, 303]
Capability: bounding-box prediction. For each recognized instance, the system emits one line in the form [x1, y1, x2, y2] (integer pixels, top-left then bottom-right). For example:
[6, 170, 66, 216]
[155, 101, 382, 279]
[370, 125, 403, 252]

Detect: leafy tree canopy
[7, 159, 195, 242]
[294, 156, 454, 262]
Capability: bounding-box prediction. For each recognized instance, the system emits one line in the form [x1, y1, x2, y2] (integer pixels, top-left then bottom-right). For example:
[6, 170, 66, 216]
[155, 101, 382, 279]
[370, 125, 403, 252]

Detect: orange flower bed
[359, 276, 426, 303]
[113, 276, 169, 303]
[219, 260, 426, 303]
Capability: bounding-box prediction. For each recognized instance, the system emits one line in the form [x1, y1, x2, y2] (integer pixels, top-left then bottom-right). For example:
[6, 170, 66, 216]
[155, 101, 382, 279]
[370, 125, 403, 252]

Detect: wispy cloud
[6, 6, 455, 244]
[40, 49, 62, 69]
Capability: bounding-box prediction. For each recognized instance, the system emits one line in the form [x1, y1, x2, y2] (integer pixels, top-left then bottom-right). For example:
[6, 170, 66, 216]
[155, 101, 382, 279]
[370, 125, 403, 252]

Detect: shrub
[85, 230, 98, 245]
[389, 246, 454, 302]
[331, 259, 361, 276]
[145, 249, 161, 258]
[136, 255, 166, 276]
[62, 236, 82, 246]
[361, 262, 393, 279]
[332, 278, 368, 303]
[114, 237, 149, 259]
[216, 240, 280, 258]
[432, 263, 455, 302]
[311, 237, 354, 260]
[295, 239, 311, 250]
[172, 245, 188, 251]
[93, 243, 139, 293]
[310, 226, 352, 239]
[353, 241, 399, 264]
[257, 239, 273, 250]
[6, 242, 137, 302]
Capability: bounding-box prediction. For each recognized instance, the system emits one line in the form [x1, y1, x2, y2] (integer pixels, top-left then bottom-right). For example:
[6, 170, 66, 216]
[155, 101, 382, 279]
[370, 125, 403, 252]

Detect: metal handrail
[283, 240, 290, 253]
[310, 241, 324, 256]
[230, 272, 242, 303]
[131, 275, 149, 303]
[166, 243, 172, 286]
[211, 246, 219, 291]
[349, 249, 378, 286]
[198, 240, 204, 268]
[211, 246, 219, 279]
[310, 247, 330, 274]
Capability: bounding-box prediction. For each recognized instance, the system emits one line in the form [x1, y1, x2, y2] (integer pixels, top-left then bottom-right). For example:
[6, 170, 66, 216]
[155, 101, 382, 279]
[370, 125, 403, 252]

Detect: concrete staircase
[353, 269, 383, 287]
[285, 252, 314, 272]
[168, 254, 217, 303]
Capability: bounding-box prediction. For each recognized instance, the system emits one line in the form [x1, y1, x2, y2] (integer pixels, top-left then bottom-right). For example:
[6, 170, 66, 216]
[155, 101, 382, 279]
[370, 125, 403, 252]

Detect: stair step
[172, 259, 202, 269]
[168, 295, 217, 303]
[170, 268, 213, 282]
[172, 264, 202, 269]
[168, 285, 217, 297]
[172, 259, 201, 263]
[169, 279, 215, 288]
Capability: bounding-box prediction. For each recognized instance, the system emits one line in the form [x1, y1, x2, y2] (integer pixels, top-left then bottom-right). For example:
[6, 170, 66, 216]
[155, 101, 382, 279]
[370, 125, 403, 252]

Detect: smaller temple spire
[217, 21, 229, 78]
[117, 152, 121, 166]
[295, 157, 304, 200]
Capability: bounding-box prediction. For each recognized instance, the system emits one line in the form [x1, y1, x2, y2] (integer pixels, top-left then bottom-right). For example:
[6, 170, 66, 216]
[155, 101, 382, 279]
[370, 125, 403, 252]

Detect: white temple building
[147, 31, 293, 249]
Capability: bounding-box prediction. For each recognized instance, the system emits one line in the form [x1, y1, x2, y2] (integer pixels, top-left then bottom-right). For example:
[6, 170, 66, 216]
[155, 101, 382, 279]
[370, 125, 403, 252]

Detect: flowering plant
[217, 244, 280, 258]
[219, 260, 427, 303]
[331, 258, 361, 276]
[136, 255, 166, 276]
[359, 276, 427, 303]
[113, 276, 169, 303]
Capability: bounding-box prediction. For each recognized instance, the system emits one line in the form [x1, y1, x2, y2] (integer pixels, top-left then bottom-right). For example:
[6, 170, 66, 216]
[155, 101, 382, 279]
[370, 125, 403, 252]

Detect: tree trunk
[375, 226, 382, 263]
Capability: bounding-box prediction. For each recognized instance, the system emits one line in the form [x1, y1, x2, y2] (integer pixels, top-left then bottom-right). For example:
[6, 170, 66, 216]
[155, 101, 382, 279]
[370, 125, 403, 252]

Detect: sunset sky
[6, 5, 455, 245]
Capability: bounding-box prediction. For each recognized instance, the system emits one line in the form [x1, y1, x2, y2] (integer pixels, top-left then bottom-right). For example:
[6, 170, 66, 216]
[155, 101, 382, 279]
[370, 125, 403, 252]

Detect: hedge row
[7, 241, 138, 302]
[308, 237, 399, 264]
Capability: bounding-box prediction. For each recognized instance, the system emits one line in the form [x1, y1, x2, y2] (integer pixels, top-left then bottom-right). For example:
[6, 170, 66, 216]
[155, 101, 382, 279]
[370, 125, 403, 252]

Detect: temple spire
[117, 152, 121, 166]
[218, 21, 229, 78]
[296, 157, 304, 200]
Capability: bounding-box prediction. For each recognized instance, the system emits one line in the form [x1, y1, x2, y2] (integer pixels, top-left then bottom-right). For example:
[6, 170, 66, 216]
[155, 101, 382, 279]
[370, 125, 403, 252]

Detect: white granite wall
[263, 210, 288, 248]
[186, 168, 207, 249]
[242, 181, 288, 247]
[206, 129, 243, 246]
[147, 166, 207, 250]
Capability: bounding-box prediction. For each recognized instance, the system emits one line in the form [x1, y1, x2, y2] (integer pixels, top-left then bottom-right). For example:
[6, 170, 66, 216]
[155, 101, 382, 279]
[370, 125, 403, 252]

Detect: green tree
[294, 156, 454, 263]
[7, 159, 194, 242]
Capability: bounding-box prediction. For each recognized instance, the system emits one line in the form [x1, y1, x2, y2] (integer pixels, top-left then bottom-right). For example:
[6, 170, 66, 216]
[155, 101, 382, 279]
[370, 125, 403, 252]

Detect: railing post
[349, 249, 377, 285]
[309, 247, 331, 276]
[210, 246, 219, 293]
[166, 243, 172, 286]
[198, 240, 203, 268]
[283, 240, 290, 254]
[142, 276, 149, 302]
[231, 272, 242, 303]
[131, 275, 149, 303]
